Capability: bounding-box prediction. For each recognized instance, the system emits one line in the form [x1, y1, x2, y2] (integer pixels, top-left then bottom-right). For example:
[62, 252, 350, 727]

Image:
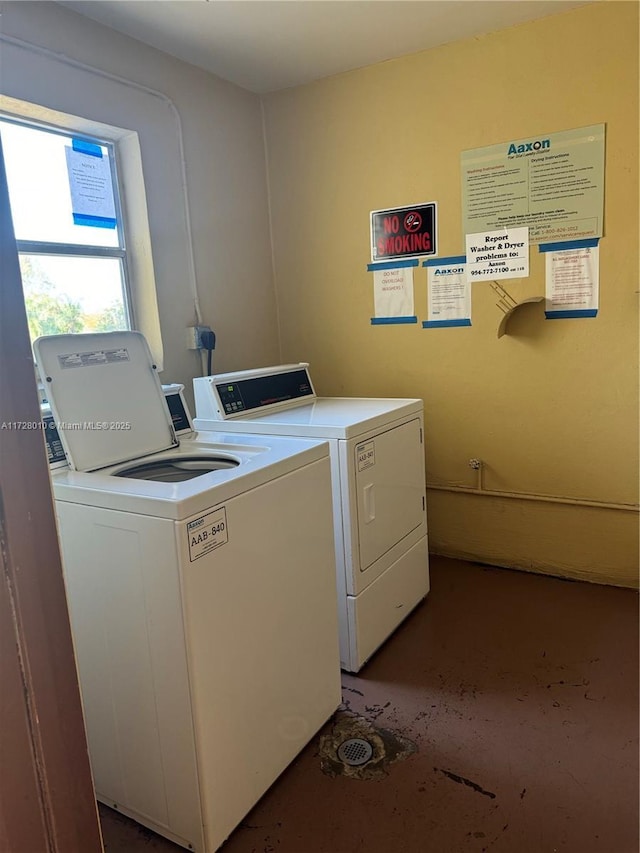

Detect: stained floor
[99, 556, 639, 853]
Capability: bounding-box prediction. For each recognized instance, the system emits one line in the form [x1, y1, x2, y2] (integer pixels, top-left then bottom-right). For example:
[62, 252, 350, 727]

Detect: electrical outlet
[186, 325, 212, 350]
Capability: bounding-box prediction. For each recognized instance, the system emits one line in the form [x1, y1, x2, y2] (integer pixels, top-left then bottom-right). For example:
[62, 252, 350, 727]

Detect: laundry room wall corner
[261, 1, 640, 587]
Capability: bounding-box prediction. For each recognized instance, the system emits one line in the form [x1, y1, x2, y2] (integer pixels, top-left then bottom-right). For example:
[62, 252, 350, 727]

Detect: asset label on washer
[357, 441, 375, 471]
[187, 507, 228, 561]
[58, 348, 130, 369]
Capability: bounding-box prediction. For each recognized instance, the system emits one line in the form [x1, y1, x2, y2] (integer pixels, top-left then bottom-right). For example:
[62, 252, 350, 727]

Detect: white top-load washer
[193, 363, 430, 672]
[34, 333, 341, 853]
[41, 381, 195, 470]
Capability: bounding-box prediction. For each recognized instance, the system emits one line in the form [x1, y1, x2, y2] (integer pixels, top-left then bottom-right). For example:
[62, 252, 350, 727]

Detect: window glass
[0, 116, 131, 344]
[1, 121, 119, 247]
[20, 255, 128, 339]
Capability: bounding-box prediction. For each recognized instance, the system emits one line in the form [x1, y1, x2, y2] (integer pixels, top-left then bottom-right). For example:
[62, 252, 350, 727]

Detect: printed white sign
[357, 441, 375, 472]
[427, 263, 470, 324]
[545, 245, 599, 315]
[373, 267, 414, 319]
[187, 507, 228, 562]
[466, 227, 529, 282]
[65, 146, 116, 223]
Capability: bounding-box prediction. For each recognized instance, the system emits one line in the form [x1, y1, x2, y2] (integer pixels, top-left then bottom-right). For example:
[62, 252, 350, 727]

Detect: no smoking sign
[370, 202, 437, 262]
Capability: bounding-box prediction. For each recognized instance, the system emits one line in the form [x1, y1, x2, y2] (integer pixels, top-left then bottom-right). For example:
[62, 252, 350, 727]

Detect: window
[0, 116, 132, 343]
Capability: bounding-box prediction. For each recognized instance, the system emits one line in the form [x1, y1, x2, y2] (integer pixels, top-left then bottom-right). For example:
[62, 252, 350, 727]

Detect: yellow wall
[263, 2, 639, 587]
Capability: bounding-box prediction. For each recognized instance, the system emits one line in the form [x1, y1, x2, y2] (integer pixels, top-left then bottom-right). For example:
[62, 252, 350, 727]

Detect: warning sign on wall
[370, 202, 437, 262]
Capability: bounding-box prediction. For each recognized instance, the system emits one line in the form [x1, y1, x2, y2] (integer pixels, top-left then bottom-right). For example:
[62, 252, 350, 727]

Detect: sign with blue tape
[423, 255, 471, 329]
[65, 139, 117, 230]
[368, 259, 418, 325]
[542, 240, 599, 319]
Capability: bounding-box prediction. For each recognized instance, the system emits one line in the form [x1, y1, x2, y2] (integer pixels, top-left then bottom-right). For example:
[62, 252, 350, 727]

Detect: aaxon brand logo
[434, 267, 464, 275]
[507, 138, 551, 156]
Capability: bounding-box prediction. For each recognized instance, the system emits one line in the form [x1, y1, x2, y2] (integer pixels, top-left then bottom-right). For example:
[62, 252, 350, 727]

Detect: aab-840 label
[357, 441, 375, 472]
[187, 507, 228, 561]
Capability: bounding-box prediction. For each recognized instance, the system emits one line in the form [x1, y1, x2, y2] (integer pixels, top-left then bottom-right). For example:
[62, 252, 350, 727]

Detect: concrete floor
[99, 556, 639, 853]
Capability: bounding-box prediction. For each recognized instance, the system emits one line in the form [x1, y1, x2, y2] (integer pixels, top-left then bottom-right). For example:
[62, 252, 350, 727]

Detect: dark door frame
[0, 140, 103, 852]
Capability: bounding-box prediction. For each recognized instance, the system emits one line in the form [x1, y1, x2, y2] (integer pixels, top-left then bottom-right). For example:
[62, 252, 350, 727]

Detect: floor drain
[319, 711, 417, 779]
[337, 737, 374, 767]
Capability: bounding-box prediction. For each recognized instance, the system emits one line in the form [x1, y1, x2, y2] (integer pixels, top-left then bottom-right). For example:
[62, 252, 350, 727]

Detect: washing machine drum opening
[115, 456, 240, 482]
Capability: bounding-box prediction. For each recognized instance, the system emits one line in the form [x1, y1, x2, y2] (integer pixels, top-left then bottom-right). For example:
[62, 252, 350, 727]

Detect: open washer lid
[33, 331, 178, 472]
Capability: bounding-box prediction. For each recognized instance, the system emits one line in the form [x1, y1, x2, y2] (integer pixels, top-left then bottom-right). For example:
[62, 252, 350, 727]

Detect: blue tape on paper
[370, 316, 418, 325]
[73, 213, 117, 229]
[422, 319, 472, 328]
[72, 139, 103, 158]
[539, 238, 599, 252]
[545, 309, 598, 319]
[423, 255, 466, 267]
[367, 258, 420, 271]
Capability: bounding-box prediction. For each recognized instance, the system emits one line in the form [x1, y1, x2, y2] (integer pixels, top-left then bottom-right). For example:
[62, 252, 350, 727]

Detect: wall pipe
[427, 482, 639, 513]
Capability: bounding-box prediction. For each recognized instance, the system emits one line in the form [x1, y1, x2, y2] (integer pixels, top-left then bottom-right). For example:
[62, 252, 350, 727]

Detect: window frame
[0, 94, 164, 372]
[0, 114, 135, 333]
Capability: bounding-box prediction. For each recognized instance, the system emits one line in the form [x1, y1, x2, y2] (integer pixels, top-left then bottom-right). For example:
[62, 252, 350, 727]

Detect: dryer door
[349, 417, 426, 592]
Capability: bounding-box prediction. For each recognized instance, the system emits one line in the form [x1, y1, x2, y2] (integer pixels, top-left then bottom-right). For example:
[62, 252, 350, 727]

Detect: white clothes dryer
[193, 363, 430, 673]
[34, 334, 341, 853]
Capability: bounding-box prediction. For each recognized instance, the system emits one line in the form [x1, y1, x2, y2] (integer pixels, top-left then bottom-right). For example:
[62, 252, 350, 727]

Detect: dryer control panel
[195, 364, 315, 420]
